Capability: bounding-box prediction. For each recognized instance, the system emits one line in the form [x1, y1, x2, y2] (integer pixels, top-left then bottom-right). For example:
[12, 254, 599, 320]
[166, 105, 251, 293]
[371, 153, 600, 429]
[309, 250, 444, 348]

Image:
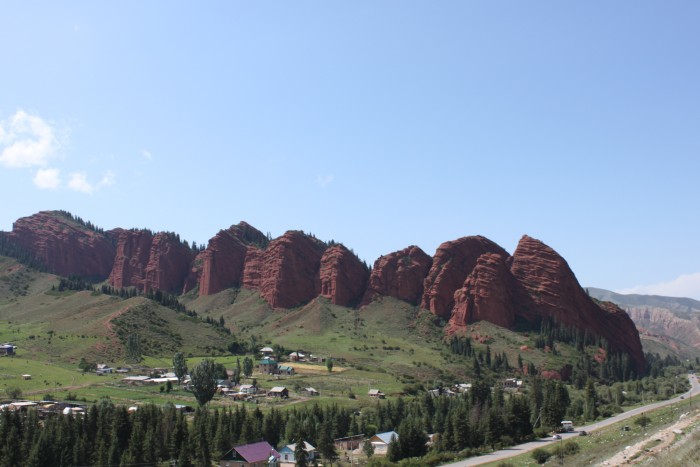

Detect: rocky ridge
[1, 211, 645, 371]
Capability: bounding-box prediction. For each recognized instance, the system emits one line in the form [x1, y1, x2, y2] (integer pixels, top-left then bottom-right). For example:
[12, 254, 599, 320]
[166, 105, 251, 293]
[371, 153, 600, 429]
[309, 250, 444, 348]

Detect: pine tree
[294, 436, 309, 467]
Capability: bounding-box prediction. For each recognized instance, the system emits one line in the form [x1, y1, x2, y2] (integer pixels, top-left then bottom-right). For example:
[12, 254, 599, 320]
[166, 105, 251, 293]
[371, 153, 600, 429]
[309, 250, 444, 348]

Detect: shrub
[531, 447, 551, 464]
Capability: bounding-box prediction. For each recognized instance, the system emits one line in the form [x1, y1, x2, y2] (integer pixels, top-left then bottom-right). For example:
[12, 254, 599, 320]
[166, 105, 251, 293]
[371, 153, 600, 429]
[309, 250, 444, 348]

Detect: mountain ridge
[1, 210, 645, 372]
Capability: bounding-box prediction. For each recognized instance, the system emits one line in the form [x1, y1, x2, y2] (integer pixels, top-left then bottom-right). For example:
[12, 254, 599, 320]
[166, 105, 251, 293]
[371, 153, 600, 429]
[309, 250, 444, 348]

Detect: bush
[563, 441, 580, 456]
[531, 447, 551, 464]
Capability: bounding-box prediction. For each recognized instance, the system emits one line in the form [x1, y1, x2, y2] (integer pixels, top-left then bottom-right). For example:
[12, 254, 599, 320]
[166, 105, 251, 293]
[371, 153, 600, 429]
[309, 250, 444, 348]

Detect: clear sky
[1, 2, 699, 299]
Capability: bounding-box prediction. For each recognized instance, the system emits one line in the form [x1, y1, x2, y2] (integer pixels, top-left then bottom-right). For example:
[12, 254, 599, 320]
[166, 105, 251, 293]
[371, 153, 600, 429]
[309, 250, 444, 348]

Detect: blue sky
[1, 2, 699, 299]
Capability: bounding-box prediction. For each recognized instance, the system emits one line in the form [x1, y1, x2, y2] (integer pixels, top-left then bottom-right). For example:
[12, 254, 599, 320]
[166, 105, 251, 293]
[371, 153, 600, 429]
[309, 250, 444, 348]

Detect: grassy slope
[3, 254, 687, 412]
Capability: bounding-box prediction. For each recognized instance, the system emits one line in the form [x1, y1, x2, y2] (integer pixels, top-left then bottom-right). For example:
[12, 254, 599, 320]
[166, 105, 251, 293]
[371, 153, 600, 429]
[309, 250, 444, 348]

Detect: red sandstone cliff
[447, 253, 516, 331]
[362, 246, 432, 305]
[509, 235, 645, 372]
[196, 222, 268, 296]
[421, 236, 509, 319]
[108, 229, 154, 289]
[319, 245, 369, 306]
[258, 231, 326, 309]
[142, 233, 195, 293]
[7, 211, 116, 279]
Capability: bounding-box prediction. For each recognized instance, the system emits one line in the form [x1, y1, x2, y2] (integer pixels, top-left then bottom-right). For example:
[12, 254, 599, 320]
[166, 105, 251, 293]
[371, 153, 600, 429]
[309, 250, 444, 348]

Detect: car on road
[552, 434, 562, 440]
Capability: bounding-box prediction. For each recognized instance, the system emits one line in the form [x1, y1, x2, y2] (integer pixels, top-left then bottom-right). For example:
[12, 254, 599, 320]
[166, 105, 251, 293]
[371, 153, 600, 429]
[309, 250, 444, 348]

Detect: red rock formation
[362, 246, 432, 305]
[7, 211, 116, 278]
[421, 236, 509, 318]
[447, 253, 515, 332]
[319, 245, 369, 306]
[143, 233, 195, 293]
[259, 231, 325, 308]
[242, 246, 264, 289]
[182, 251, 205, 294]
[108, 229, 154, 289]
[510, 235, 645, 373]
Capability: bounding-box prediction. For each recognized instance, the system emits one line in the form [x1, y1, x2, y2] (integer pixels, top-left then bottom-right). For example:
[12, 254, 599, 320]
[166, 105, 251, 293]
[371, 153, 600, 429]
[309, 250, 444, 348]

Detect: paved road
[441, 374, 700, 466]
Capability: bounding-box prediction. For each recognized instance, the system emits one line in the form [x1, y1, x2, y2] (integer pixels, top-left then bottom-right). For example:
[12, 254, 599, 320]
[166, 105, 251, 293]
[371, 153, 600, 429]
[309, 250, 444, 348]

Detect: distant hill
[587, 287, 700, 314]
[588, 287, 700, 359]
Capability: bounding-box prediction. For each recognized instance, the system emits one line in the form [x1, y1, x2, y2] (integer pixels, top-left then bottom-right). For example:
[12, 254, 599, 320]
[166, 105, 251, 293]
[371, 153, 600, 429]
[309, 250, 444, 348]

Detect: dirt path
[598, 410, 700, 466]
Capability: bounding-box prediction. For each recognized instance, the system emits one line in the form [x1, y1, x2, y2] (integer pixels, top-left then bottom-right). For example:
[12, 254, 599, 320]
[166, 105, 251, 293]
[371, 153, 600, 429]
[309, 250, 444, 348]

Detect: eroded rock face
[421, 236, 509, 318]
[8, 211, 116, 279]
[108, 229, 154, 289]
[510, 235, 645, 373]
[259, 231, 326, 308]
[242, 246, 264, 290]
[362, 246, 432, 305]
[142, 233, 195, 293]
[447, 253, 515, 331]
[319, 245, 369, 306]
[198, 222, 267, 296]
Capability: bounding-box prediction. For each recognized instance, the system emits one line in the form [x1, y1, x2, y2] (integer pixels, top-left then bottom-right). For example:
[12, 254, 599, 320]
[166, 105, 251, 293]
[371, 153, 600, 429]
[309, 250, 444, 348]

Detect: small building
[260, 346, 274, 357]
[0, 344, 17, 356]
[258, 357, 278, 375]
[21, 374, 32, 380]
[369, 431, 399, 455]
[278, 441, 316, 467]
[289, 351, 305, 361]
[219, 441, 279, 467]
[503, 378, 523, 390]
[122, 375, 151, 385]
[277, 365, 294, 376]
[267, 387, 289, 398]
[368, 389, 385, 399]
[303, 387, 319, 397]
[333, 434, 365, 451]
[239, 384, 256, 395]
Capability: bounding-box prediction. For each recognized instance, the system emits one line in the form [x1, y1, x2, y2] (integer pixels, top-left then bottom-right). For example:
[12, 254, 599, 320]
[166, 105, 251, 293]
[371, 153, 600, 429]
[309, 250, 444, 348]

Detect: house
[122, 375, 151, 385]
[258, 357, 278, 375]
[96, 364, 114, 375]
[289, 351, 305, 361]
[369, 431, 399, 455]
[267, 387, 289, 398]
[21, 374, 31, 380]
[278, 441, 316, 467]
[302, 387, 319, 397]
[503, 378, 523, 390]
[368, 389, 385, 399]
[260, 346, 274, 357]
[333, 434, 364, 451]
[239, 384, 257, 395]
[277, 365, 294, 376]
[219, 441, 279, 467]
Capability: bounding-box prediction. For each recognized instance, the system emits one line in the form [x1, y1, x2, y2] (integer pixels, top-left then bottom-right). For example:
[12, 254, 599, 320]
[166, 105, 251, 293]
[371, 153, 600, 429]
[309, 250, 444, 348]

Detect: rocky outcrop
[7, 211, 116, 279]
[242, 246, 264, 290]
[142, 233, 195, 293]
[362, 246, 432, 305]
[421, 236, 509, 318]
[197, 222, 267, 296]
[259, 231, 326, 309]
[319, 245, 369, 306]
[510, 235, 645, 372]
[447, 253, 515, 331]
[108, 229, 154, 289]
